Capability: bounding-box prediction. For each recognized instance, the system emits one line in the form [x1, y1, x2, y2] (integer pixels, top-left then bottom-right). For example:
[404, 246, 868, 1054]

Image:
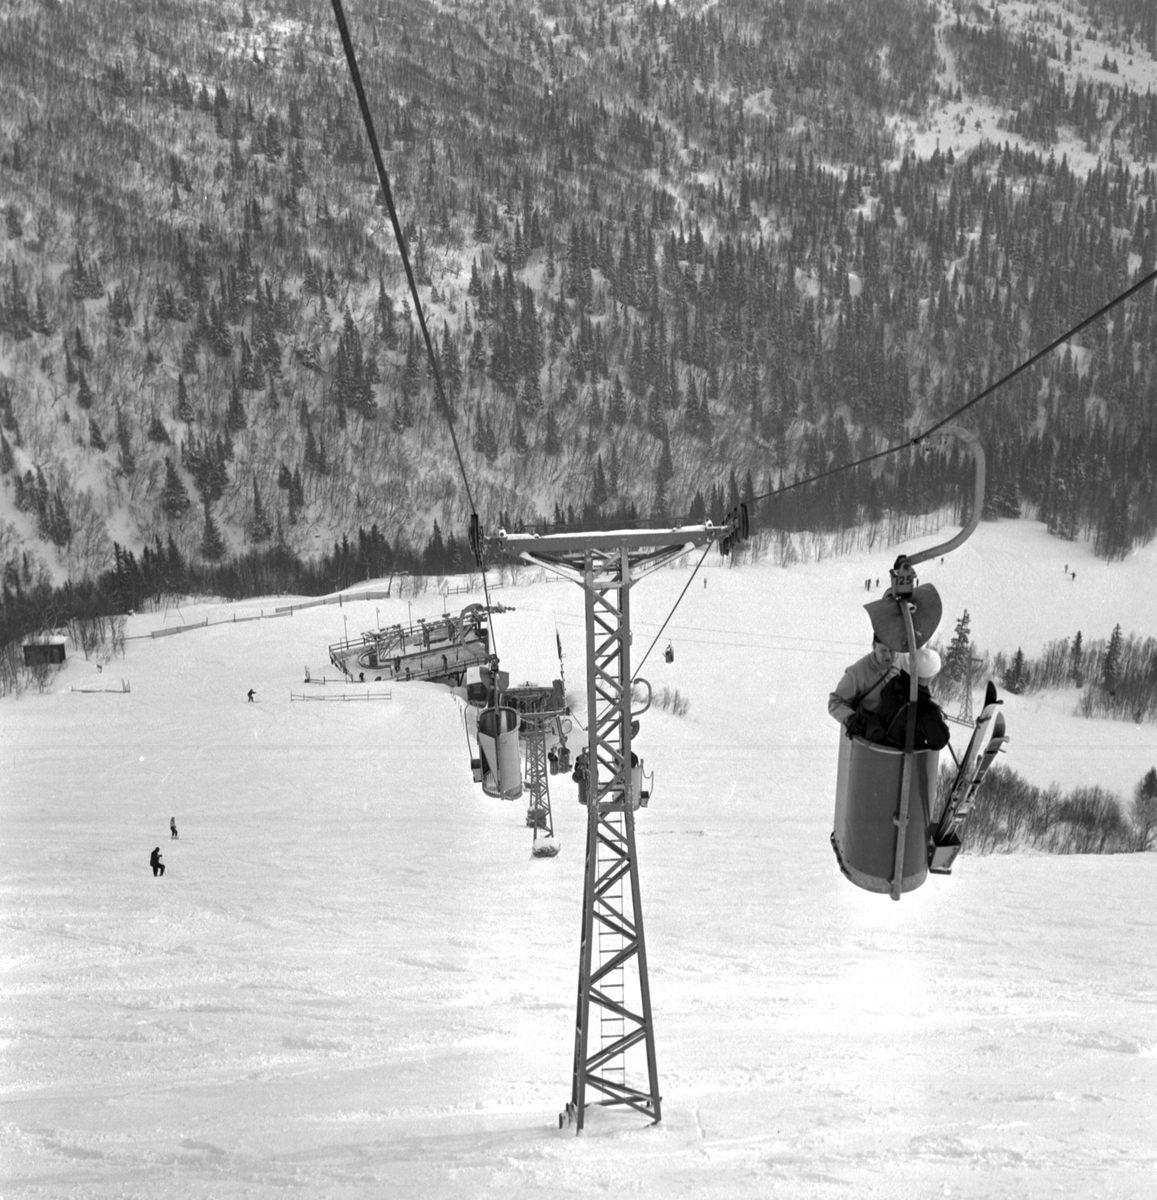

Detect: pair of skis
[929, 680, 1009, 874]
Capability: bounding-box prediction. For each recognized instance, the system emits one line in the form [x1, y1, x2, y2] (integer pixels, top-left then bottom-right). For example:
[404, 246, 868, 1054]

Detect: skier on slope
[828, 633, 899, 735]
[150, 847, 165, 877]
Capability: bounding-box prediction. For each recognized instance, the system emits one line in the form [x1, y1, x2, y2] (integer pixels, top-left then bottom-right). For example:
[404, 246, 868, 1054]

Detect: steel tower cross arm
[496, 511, 749, 567]
[498, 523, 720, 559]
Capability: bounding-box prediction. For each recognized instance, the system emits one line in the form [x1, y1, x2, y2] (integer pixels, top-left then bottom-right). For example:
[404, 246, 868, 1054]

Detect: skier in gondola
[572, 748, 590, 805]
[860, 647, 951, 751]
[828, 633, 899, 735]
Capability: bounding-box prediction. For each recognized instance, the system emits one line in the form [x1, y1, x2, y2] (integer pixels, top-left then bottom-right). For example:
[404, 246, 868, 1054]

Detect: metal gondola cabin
[831, 425, 1008, 900]
[477, 702, 522, 799]
[464, 663, 523, 801]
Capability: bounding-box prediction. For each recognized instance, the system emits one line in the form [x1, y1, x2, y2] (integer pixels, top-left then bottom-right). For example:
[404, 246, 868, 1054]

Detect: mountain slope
[1, 0, 1155, 585]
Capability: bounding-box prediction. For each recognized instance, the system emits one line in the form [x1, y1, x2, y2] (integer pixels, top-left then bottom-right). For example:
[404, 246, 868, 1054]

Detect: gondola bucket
[477, 706, 522, 799]
[630, 758, 652, 809]
[832, 735, 937, 894]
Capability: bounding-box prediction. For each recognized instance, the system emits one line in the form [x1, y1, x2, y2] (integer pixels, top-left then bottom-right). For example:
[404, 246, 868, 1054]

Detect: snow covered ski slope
[2, 519, 1155, 1198]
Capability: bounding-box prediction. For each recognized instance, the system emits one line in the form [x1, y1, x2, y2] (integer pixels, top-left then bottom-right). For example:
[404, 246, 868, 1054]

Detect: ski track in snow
[2, 520, 1156, 1198]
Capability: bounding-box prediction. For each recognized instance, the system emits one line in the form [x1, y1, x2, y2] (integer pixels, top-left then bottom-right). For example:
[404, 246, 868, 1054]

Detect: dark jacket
[859, 671, 951, 751]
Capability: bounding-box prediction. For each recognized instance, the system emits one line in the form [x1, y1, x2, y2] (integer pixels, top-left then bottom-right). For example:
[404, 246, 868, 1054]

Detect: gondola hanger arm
[897, 424, 986, 573]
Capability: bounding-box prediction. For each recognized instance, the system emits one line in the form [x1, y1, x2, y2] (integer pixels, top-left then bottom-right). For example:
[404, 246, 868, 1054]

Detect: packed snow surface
[3, 519, 1156, 1198]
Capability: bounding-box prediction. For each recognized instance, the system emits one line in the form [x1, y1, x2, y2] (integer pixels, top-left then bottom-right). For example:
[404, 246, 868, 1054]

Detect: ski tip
[984, 680, 1000, 706]
[992, 712, 1006, 735]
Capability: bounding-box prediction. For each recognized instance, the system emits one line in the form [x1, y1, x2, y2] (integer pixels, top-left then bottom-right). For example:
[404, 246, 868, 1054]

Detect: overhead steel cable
[328, 0, 499, 647]
[750, 264, 1157, 508]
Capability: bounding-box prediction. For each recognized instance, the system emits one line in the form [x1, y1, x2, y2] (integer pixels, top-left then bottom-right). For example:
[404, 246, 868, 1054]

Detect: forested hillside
[1, 0, 1155, 592]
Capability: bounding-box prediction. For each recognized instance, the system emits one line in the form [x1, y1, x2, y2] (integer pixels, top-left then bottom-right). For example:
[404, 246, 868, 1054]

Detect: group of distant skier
[149, 817, 177, 877]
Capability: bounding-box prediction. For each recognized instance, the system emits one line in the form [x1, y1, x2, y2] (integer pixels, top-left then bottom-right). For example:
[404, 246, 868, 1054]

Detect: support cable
[328, 0, 499, 648]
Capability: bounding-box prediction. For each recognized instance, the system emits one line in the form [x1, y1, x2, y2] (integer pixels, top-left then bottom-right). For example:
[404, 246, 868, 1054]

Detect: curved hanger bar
[900, 424, 987, 569]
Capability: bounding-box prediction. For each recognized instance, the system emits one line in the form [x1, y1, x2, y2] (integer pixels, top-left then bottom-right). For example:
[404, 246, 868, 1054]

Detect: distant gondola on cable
[458, 608, 568, 807]
[475, 702, 523, 800]
[830, 425, 1010, 900]
[460, 661, 522, 799]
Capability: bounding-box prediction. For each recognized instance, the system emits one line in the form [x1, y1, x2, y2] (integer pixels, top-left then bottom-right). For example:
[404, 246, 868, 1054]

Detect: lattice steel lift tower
[521, 709, 567, 857]
[499, 516, 746, 1134]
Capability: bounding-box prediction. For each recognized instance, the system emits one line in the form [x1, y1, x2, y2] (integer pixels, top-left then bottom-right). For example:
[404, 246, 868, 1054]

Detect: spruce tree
[1103, 624, 1123, 693]
[592, 456, 608, 507]
[47, 490, 71, 547]
[609, 373, 627, 425]
[76, 368, 94, 410]
[250, 475, 272, 542]
[1004, 647, 1027, 695]
[176, 373, 194, 422]
[943, 610, 973, 691]
[441, 322, 462, 399]
[200, 501, 225, 561]
[652, 465, 670, 524]
[544, 409, 560, 454]
[148, 413, 171, 444]
[115, 407, 135, 476]
[1133, 768, 1157, 851]
[657, 428, 674, 483]
[225, 377, 247, 431]
[6, 201, 24, 241]
[160, 458, 191, 517]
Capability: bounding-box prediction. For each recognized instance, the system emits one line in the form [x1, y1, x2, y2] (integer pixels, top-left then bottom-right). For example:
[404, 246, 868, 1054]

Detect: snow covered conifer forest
[1, 0, 1156, 587]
